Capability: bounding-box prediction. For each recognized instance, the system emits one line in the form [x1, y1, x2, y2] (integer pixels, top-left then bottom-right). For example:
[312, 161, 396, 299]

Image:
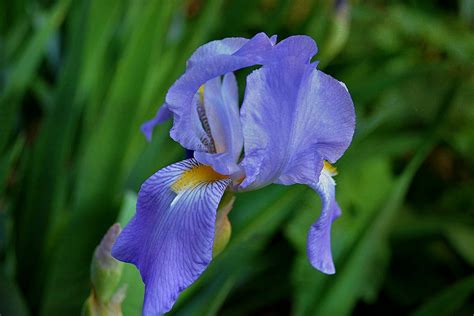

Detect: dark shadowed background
[1, 0, 473, 315]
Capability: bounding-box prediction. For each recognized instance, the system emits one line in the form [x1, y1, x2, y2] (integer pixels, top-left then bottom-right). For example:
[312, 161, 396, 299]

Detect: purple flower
[113, 33, 355, 315]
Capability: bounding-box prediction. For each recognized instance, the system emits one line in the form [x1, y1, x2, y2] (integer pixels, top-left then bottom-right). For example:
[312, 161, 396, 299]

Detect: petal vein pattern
[239, 61, 355, 190]
[112, 159, 230, 315]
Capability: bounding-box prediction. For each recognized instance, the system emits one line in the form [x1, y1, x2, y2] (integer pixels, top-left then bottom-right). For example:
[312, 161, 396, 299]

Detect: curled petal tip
[270, 34, 278, 45]
[313, 260, 336, 275]
[306, 168, 341, 277]
[141, 103, 173, 141]
[140, 123, 154, 142]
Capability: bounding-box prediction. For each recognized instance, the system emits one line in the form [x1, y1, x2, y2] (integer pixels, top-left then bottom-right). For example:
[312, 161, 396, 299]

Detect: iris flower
[112, 33, 355, 315]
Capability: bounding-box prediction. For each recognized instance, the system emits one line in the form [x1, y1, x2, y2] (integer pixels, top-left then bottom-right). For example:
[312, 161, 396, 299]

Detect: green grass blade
[412, 274, 474, 316]
[0, 0, 71, 153]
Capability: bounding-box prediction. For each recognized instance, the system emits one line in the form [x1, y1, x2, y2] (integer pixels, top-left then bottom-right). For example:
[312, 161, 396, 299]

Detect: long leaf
[0, 0, 71, 153]
[412, 274, 474, 316]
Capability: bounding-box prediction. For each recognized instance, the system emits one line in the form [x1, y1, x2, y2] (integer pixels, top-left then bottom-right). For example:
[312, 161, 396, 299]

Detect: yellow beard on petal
[171, 165, 229, 193]
[323, 161, 338, 176]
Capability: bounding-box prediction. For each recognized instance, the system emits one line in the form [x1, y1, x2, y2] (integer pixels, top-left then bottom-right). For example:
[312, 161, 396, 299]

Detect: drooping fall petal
[112, 159, 230, 315]
[307, 163, 342, 274]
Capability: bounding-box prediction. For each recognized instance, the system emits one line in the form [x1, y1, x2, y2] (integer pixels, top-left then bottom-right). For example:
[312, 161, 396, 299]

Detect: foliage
[0, 0, 473, 315]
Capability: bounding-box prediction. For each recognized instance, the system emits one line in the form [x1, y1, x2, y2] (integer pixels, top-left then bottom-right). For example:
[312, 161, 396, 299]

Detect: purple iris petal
[143, 33, 320, 162]
[239, 60, 355, 190]
[307, 167, 341, 274]
[112, 159, 230, 315]
[269, 35, 318, 64]
[166, 33, 275, 152]
[187, 38, 249, 68]
[141, 33, 272, 146]
[166, 33, 319, 154]
[194, 73, 243, 177]
[269, 34, 278, 45]
[140, 103, 172, 141]
[121, 35, 356, 314]
[238, 59, 354, 275]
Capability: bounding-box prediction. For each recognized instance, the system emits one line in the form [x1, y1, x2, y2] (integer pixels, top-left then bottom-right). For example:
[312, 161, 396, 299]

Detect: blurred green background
[1, 0, 474, 315]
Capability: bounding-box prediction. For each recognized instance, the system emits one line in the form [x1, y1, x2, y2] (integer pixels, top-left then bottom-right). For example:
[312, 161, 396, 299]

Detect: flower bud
[91, 223, 124, 303]
[82, 224, 126, 316]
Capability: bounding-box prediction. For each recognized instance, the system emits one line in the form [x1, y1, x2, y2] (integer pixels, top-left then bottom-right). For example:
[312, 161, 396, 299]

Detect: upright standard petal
[166, 33, 274, 152]
[239, 60, 355, 190]
[112, 159, 230, 315]
[141, 33, 273, 147]
[189, 32, 276, 67]
[307, 162, 341, 274]
[145, 34, 320, 153]
[194, 73, 244, 177]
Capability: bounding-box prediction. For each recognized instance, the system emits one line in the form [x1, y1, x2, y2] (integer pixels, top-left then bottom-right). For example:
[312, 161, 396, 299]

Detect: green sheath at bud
[82, 223, 126, 316]
[91, 223, 124, 303]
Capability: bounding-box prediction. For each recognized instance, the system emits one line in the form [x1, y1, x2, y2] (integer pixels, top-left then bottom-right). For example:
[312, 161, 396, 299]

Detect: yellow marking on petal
[323, 161, 338, 176]
[171, 165, 228, 193]
[199, 85, 205, 104]
[234, 176, 245, 185]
